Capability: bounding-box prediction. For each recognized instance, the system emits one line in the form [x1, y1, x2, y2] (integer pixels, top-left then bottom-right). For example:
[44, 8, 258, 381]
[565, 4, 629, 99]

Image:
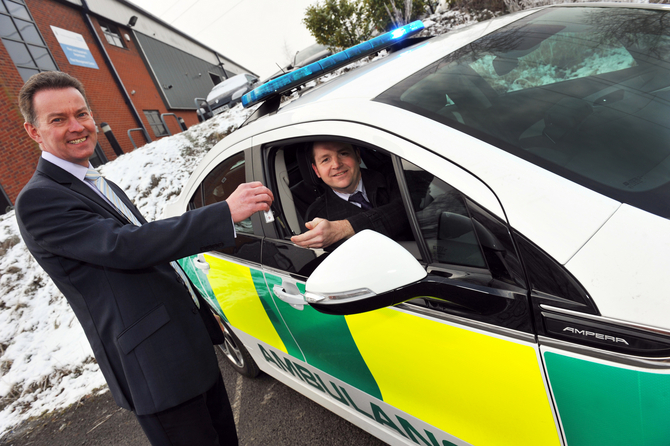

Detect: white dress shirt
[42, 151, 110, 203]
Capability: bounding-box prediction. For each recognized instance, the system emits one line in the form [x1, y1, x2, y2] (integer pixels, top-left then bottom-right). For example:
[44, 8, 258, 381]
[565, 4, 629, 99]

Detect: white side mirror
[305, 230, 426, 315]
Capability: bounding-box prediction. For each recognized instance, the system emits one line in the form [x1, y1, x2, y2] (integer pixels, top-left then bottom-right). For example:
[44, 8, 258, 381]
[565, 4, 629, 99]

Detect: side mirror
[305, 230, 426, 315]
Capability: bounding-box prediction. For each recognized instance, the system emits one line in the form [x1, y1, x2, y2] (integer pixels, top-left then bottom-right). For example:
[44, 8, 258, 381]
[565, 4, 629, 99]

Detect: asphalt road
[1, 348, 388, 446]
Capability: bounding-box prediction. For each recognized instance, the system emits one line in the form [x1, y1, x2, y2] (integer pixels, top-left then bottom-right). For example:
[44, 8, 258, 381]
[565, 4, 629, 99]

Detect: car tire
[216, 321, 261, 378]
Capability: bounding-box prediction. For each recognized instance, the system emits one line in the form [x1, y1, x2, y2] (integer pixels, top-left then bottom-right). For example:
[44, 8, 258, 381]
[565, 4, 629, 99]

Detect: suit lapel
[108, 180, 147, 225]
[37, 158, 139, 225]
[361, 169, 385, 207]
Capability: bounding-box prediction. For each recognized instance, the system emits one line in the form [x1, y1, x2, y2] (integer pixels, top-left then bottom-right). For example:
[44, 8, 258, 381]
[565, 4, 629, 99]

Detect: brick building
[0, 0, 256, 213]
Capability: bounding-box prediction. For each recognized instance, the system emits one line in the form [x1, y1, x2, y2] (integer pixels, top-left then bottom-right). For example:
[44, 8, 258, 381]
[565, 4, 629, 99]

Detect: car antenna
[275, 63, 286, 74]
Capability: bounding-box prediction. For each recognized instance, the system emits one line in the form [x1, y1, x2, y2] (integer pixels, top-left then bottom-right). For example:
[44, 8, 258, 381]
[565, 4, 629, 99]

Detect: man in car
[291, 141, 409, 249]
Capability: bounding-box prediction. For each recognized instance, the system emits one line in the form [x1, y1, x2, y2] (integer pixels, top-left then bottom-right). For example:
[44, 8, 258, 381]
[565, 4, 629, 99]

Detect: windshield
[376, 7, 670, 219]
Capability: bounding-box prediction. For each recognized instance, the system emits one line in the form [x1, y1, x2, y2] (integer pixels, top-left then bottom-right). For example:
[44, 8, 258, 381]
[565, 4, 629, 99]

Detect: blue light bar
[242, 20, 425, 108]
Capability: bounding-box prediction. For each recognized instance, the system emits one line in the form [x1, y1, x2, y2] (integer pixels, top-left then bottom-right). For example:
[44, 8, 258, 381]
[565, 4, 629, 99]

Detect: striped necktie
[85, 169, 200, 308]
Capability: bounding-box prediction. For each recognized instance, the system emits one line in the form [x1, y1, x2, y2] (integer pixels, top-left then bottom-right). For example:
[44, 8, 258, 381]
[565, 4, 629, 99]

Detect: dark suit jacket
[305, 168, 410, 245]
[15, 158, 235, 415]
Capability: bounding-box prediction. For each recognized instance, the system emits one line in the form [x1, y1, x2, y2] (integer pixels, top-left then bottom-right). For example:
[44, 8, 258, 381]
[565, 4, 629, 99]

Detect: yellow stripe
[203, 254, 287, 353]
[346, 308, 560, 446]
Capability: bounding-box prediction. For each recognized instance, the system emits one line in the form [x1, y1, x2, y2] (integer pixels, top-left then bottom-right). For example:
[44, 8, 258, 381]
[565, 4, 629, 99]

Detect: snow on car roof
[207, 73, 251, 102]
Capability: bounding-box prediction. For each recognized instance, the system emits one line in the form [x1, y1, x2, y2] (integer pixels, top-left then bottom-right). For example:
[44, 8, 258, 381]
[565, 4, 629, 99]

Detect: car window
[376, 7, 670, 220]
[189, 151, 253, 234]
[404, 160, 485, 268]
[261, 141, 413, 276]
[399, 159, 530, 330]
[401, 160, 525, 287]
[515, 232, 597, 313]
[268, 141, 411, 242]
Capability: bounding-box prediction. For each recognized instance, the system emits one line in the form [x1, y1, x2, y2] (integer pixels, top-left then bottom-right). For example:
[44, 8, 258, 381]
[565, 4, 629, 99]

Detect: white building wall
[61, 0, 250, 74]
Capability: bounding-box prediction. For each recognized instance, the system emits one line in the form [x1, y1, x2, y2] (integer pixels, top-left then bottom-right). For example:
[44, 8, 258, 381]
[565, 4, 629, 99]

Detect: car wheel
[217, 321, 260, 378]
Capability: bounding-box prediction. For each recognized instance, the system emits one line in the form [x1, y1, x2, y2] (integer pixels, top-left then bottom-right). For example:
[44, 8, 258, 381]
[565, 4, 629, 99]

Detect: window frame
[0, 0, 57, 81]
[98, 20, 125, 48]
[209, 72, 223, 85]
[142, 110, 168, 137]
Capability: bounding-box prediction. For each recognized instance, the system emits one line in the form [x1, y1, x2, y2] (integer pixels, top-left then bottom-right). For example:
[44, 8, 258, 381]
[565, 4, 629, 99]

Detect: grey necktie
[85, 169, 200, 308]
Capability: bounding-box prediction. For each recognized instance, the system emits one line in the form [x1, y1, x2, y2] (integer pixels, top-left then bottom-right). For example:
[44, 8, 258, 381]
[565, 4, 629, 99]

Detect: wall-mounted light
[127, 15, 138, 27]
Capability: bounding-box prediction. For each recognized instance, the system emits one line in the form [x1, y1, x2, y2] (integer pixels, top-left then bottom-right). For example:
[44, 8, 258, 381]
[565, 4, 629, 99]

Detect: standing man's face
[24, 87, 97, 167]
[311, 142, 362, 195]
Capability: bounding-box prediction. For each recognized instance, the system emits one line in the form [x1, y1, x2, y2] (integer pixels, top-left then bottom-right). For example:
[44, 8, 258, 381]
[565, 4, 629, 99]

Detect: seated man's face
[312, 142, 362, 195]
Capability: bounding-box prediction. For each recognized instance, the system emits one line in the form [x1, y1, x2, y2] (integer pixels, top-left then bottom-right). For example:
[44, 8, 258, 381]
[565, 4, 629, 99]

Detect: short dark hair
[310, 141, 358, 164]
[18, 71, 89, 126]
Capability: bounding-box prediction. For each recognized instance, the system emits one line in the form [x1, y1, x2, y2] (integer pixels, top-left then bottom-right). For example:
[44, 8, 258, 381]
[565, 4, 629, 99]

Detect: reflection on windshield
[377, 7, 670, 219]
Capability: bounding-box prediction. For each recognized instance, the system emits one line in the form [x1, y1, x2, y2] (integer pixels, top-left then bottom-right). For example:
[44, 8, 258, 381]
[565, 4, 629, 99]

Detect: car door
[176, 139, 304, 363]
[250, 122, 562, 446]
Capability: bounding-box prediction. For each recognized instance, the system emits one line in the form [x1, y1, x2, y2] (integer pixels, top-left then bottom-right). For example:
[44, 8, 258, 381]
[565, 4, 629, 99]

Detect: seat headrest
[296, 143, 322, 189]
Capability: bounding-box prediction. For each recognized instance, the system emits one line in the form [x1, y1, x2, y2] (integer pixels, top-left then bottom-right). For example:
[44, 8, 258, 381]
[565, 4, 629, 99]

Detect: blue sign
[51, 26, 99, 69]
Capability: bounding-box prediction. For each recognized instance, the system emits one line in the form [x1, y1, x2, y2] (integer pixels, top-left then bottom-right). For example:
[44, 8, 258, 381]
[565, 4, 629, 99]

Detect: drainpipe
[80, 0, 149, 139]
[215, 53, 229, 79]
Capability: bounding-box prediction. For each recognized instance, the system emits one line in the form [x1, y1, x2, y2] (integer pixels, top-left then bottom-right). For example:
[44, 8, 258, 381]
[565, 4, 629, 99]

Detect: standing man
[14, 71, 273, 445]
[291, 141, 409, 249]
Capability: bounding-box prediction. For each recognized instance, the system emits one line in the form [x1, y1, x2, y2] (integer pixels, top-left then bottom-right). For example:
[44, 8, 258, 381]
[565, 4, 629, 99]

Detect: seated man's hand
[291, 218, 354, 249]
[226, 182, 274, 222]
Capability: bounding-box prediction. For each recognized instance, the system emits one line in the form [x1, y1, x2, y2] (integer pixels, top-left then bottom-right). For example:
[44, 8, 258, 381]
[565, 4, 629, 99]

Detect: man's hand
[226, 182, 274, 222]
[290, 218, 354, 249]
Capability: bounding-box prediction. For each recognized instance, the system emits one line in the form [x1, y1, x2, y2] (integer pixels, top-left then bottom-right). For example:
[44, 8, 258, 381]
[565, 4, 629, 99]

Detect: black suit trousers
[136, 371, 238, 446]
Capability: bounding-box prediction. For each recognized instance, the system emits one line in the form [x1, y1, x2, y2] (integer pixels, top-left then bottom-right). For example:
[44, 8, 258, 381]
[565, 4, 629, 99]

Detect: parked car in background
[291, 43, 332, 70]
[199, 73, 259, 120]
[265, 43, 334, 82]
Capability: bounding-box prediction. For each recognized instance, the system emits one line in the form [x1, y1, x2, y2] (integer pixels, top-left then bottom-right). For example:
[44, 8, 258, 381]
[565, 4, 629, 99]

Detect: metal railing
[127, 128, 152, 149]
[194, 97, 212, 120]
[160, 113, 180, 136]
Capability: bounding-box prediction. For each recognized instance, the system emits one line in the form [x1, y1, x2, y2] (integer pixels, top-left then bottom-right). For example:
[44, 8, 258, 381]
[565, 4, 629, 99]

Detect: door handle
[273, 284, 305, 310]
[194, 254, 210, 272]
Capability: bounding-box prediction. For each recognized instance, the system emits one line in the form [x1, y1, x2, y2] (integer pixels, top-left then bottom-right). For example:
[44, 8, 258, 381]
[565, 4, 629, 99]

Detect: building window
[143, 110, 168, 137]
[99, 21, 124, 48]
[209, 72, 222, 85]
[0, 0, 57, 81]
